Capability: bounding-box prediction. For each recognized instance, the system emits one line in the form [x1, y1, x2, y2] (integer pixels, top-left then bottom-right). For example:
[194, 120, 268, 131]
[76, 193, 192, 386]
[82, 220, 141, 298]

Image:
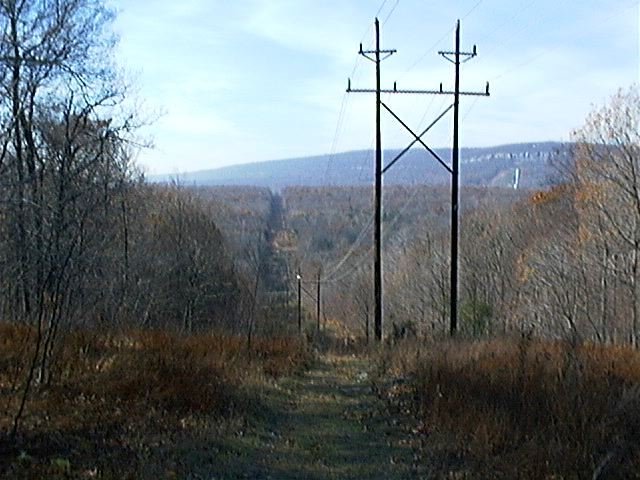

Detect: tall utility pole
[297, 272, 302, 334]
[438, 20, 487, 335]
[348, 19, 489, 339]
[451, 22, 462, 336]
[351, 18, 396, 342]
[373, 18, 384, 344]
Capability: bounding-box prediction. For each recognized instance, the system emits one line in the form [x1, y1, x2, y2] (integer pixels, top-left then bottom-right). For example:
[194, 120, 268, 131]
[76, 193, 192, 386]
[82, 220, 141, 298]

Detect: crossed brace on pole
[296, 271, 323, 335]
[346, 18, 490, 339]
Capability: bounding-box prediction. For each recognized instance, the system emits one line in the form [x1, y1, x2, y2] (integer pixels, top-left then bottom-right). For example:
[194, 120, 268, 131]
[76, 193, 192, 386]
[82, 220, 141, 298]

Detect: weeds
[385, 337, 640, 478]
[0, 323, 311, 478]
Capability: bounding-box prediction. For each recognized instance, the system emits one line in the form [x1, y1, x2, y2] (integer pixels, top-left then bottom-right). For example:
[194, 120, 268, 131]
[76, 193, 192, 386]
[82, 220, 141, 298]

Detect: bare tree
[0, 0, 138, 436]
[572, 87, 640, 345]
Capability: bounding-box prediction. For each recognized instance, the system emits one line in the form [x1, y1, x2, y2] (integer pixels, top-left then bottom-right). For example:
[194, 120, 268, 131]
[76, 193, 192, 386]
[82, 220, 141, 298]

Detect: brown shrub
[0, 324, 310, 478]
[392, 337, 640, 478]
[0, 324, 310, 432]
[253, 336, 311, 377]
[88, 334, 235, 414]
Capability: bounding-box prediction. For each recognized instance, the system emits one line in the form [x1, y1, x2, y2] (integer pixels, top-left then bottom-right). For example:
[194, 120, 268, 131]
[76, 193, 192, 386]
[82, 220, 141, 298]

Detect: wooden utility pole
[348, 18, 395, 342]
[450, 20, 461, 335]
[373, 19, 383, 343]
[316, 269, 321, 332]
[438, 20, 488, 335]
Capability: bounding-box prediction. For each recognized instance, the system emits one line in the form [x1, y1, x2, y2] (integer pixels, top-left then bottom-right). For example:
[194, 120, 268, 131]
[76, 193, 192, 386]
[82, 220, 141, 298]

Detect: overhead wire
[401, 27, 453, 78]
[474, 0, 539, 53]
[320, 0, 396, 189]
[304, 0, 397, 285]
[381, 0, 400, 26]
[461, 0, 484, 20]
[322, 137, 375, 282]
[291, 0, 514, 302]
[489, 0, 639, 82]
[325, 0, 392, 186]
[321, 212, 375, 281]
[462, 96, 480, 125]
[375, 0, 389, 18]
[323, 91, 349, 185]
[398, 0, 484, 80]
[322, 2, 457, 284]
[324, 0, 403, 186]
[323, 180, 426, 284]
[323, 0, 401, 282]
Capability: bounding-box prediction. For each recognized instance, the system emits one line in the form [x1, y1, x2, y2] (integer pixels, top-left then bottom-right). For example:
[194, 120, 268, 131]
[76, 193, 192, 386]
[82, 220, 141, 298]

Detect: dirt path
[208, 355, 425, 479]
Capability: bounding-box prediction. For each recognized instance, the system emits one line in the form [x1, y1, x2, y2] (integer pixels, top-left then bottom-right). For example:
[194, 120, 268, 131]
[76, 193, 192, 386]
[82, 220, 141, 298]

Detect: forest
[0, 0, 639, 478]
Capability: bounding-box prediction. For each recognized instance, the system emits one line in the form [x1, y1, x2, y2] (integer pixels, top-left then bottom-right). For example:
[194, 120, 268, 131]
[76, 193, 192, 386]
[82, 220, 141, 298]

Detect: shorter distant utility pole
[297, 272, 302, 334]
[316, 269, 322, 332]
[296, 271, 323, 334]
[296, 268, 322, 332]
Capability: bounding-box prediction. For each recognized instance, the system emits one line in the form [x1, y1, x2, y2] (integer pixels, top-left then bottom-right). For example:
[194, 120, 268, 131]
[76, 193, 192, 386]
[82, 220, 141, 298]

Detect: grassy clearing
[0, 323, 311, 478]
[380, 336, 640, 478]
[198, 354, 426, 479]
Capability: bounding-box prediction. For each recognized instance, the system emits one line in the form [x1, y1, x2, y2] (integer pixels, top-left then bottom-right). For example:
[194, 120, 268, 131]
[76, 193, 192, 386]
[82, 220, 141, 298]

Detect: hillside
[149, 142, 569, 189]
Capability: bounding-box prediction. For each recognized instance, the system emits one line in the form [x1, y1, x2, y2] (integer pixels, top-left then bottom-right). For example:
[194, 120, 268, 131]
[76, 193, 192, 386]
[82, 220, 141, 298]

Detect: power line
[473, 0, 539, 51]
[357, 139, 375, 183]
[375, 0, 389, 18]
[322, 212, 375, 281]
[401, 27, 454, 76]
[489, 0, 639, 81]
[417, 94, 439, 129]
[323, 170, 439, 285]
[323, 91, 350, 185]
[289, 51, 365, 307]
[461, 96, 480, 124]
[461, 0, 484, 20]
[399, 0, 485, 77]
[324, 182, 427, 285]
[322, 0, 404, 190]
[381, 0, 400, 26]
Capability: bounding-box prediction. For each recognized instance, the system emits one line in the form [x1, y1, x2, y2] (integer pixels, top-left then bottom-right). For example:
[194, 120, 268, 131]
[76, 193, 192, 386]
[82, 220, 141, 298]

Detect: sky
[110, 0, 640, 175]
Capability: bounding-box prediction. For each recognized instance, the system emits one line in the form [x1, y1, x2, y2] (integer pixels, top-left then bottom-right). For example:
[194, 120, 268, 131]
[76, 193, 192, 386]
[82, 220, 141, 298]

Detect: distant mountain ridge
[149, 141, 570, 189]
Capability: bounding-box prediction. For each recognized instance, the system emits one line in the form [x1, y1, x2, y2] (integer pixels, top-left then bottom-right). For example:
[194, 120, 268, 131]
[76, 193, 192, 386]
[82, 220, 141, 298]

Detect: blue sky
[111, 0, 640, 174]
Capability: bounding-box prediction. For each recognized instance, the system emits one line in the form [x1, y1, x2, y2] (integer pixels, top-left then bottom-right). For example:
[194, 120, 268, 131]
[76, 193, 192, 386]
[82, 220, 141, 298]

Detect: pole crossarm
[380, 100, 452, 174]
[347, 84, 490, 96]
[382, 103, 453, 174]
[439, 44, 477, 63]
[361, 47, 397, 54]
[359, 41, 396, 63]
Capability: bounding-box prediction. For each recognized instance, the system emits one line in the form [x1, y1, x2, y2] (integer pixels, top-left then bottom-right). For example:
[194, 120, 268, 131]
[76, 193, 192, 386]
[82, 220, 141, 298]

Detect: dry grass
[384, 336, 640, 479]
[0, 323, 311, 478]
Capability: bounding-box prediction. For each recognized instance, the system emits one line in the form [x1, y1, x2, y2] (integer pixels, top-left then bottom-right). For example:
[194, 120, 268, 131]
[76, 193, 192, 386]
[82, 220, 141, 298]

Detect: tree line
[0, 0, 271, 436]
